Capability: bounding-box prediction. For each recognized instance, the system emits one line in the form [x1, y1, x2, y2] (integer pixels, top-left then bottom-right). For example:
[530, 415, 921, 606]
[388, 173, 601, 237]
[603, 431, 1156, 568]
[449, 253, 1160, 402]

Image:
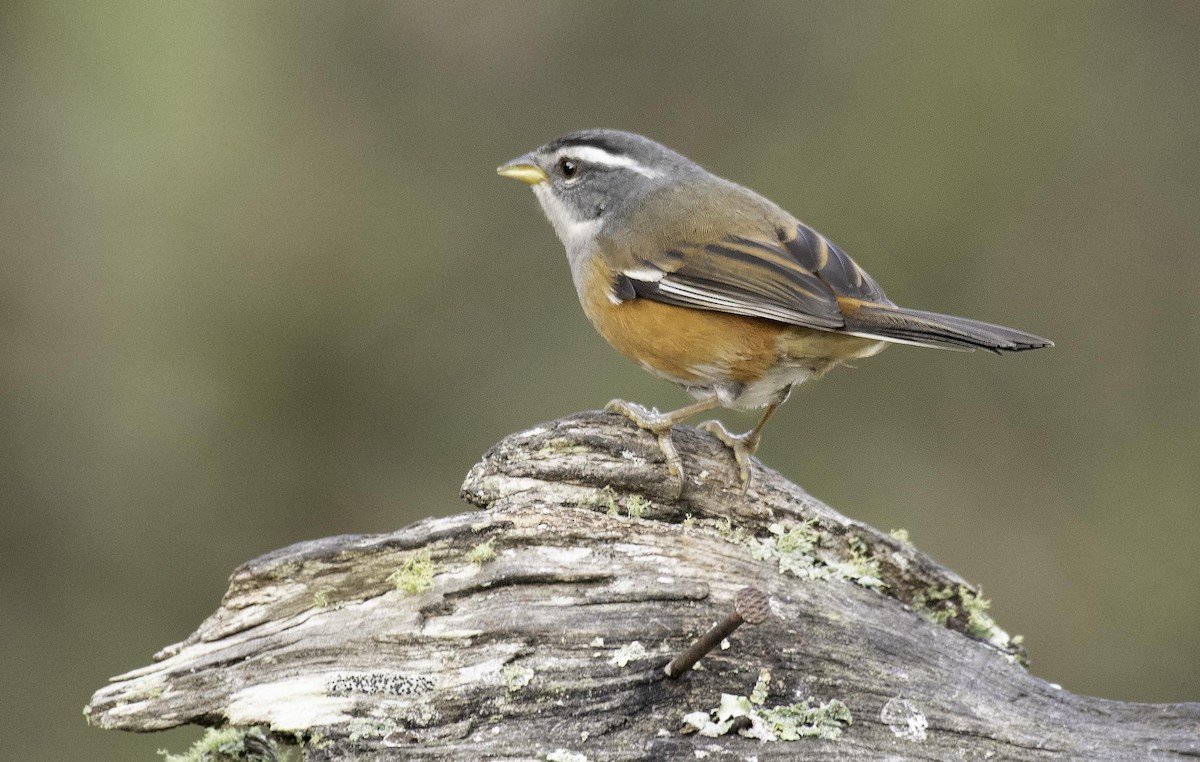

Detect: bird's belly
[703, 330, 887, 410]
[705, 363, 814, 409]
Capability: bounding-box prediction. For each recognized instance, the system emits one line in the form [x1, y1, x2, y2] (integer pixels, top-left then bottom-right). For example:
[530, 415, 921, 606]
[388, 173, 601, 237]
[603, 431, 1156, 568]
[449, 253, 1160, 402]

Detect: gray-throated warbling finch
[499, 129, 1051, 490]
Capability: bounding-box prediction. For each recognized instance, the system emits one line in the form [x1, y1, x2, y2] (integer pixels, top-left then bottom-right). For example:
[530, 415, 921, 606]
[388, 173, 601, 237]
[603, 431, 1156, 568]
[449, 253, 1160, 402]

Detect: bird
[497, 129, 1052, 491]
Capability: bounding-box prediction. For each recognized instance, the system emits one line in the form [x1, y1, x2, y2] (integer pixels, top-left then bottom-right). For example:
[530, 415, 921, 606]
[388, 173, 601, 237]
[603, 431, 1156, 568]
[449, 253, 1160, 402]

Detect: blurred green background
[2, 2, 1198, 759]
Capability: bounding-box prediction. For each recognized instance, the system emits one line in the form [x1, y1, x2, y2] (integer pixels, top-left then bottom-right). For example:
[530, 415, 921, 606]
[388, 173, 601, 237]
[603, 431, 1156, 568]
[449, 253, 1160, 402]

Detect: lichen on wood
[86, 411, 1200, 760]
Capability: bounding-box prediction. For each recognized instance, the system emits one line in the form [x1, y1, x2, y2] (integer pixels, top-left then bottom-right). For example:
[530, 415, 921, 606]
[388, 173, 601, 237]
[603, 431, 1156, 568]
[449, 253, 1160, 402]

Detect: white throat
[531, 183, 602, 260]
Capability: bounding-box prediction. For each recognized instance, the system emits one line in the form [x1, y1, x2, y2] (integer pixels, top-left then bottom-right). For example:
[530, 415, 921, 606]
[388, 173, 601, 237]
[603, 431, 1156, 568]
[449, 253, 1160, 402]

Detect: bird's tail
[843, 304, 1053, 353]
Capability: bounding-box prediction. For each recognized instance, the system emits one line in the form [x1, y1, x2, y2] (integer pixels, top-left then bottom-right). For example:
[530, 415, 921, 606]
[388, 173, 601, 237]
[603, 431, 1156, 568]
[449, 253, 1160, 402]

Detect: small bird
[498, 129, 1051, 490]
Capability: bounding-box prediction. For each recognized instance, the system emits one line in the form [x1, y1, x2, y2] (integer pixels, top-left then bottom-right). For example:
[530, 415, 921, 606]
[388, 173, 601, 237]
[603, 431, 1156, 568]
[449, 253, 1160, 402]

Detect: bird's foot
[604, 399, 686, 495]
[697, 419, 760, 490]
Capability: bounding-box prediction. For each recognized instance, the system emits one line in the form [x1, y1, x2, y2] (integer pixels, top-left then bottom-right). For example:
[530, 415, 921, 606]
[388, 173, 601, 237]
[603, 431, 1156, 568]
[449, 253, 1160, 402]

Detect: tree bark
[86, 412, 1200, 760]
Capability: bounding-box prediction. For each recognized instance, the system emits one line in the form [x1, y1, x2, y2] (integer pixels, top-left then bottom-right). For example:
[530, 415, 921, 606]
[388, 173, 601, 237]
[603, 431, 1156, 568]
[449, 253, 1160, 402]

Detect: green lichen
[750, 668, 771, 706]
[773, 521, 822, 555]
[582, 486, 652, 518]
[912, 585, 958, 625]
[747, 522, 822, 577]
[681, 513, 696, 529]
[889, 528, 911, 543]
[959, 587, 996, 639]
[466, 538, 496, 565]
[599, 485, 620, 516]
[761, 698, 854, 740]
[912, 584, 1003, 642]
[346, 718, 399, 742]
[841, 534, 885, 589]
[682, 690, 853, 742]
[387, 550, 439, 595]
[746, 522, 884, 589]
[157, 727, 289, 762]
[502, 663, 534, 692]
[625, 494, 651, 518]
[712, 515, 752, 544]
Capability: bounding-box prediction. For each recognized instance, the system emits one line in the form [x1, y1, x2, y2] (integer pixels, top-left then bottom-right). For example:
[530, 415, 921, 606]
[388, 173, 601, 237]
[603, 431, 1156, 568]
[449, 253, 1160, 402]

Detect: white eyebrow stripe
[554, 146, 662, 179]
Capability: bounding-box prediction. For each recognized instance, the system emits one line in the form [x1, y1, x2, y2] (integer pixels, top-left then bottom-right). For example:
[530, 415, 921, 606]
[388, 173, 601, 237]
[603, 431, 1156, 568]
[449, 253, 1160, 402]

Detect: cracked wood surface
[87, 411, 1200, 760]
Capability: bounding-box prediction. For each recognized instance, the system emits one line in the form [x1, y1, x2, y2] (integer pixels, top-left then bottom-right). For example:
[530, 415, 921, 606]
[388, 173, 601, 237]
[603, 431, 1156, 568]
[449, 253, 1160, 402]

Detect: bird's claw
[697, 419, 758, 491]
[605, 399, 687, 496]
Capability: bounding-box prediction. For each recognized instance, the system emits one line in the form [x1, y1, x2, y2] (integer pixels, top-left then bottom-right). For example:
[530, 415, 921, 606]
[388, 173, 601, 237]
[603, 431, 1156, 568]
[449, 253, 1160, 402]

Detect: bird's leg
[698, 401, 783, 488]
[605, 396, 722, 493]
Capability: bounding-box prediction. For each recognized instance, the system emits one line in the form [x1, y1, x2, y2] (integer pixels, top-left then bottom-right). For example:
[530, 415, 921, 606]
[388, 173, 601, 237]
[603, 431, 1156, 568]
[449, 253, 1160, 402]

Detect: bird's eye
[558, 158, 579, 178]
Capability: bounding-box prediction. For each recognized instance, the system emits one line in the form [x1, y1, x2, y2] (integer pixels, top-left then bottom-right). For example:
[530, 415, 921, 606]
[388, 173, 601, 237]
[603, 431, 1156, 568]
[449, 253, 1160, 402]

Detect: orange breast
[578, 257, 782, 386]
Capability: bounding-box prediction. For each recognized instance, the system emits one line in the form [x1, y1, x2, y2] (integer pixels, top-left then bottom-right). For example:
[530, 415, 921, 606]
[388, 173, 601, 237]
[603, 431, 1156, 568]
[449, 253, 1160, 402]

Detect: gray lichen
[502, 663, 534, 692]
[608, 641, 649, 667]
[328, 673, 435, 697]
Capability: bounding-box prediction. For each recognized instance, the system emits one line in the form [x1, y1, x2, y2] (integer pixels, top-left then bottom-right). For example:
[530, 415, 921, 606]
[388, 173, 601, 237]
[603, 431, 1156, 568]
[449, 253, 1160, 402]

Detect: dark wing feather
[780, 224, 891, 305]
[620, 222, 891, 331]
[617, 221, 1052, 353]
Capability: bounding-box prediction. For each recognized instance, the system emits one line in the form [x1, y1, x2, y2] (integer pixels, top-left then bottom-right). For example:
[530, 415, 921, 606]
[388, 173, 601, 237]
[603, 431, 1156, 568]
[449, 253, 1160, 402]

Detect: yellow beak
[497, 162, 548, 186]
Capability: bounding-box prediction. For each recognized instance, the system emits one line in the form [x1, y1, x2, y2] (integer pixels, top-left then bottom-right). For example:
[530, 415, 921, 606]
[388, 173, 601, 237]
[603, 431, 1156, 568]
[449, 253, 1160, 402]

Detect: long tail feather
[844, 305, 1053, 353]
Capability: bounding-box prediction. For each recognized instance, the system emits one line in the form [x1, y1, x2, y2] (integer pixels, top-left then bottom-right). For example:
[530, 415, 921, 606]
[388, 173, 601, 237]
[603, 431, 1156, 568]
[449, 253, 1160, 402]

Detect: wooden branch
[86, 412, 1200, 760]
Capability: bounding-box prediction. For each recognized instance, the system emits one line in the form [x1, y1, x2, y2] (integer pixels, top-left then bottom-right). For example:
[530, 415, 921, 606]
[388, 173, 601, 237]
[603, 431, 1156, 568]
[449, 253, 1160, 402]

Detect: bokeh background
[3, 2, 1198, 759]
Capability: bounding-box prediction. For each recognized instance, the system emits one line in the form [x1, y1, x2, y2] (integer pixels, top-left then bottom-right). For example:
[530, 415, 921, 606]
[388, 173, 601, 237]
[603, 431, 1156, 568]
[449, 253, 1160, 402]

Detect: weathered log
[86, 411, 1200, 760]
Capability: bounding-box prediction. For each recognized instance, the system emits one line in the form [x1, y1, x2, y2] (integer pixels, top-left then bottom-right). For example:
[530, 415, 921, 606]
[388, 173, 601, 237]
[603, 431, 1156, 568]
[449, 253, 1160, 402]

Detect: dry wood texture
[87, 411, 1200, 760]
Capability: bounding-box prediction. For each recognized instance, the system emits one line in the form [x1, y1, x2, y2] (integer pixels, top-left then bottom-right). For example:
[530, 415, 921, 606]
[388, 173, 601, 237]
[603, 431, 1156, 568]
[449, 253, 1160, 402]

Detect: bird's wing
[612, 221, 891, 331]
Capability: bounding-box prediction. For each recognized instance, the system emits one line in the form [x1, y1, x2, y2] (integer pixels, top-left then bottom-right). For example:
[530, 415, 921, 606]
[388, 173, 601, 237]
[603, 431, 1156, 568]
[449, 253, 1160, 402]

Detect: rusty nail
[664, 586, 770, 678]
